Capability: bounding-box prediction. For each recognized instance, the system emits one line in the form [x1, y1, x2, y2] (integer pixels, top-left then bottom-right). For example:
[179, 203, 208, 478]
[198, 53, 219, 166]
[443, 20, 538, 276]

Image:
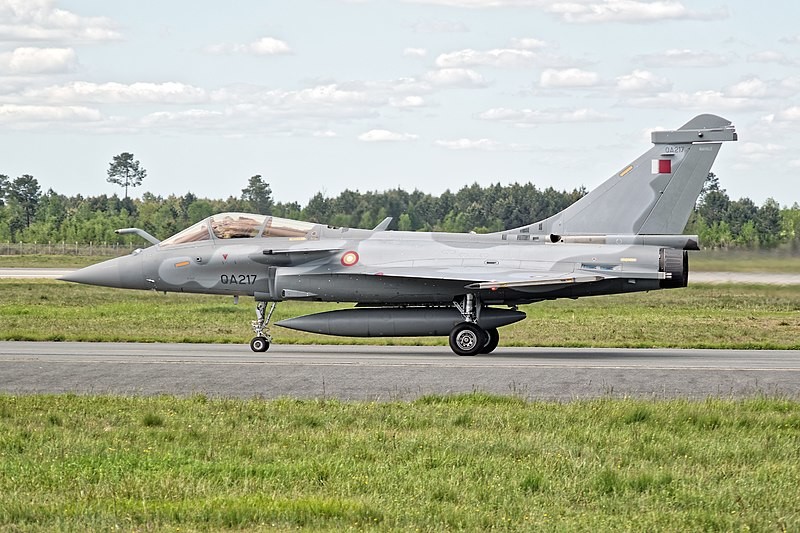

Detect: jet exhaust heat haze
[62, 114, 737, 355]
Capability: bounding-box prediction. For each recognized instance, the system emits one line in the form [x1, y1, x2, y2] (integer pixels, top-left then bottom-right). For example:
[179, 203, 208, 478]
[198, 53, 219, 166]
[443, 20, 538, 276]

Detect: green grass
[1, 280, 799, 349]
[0, 393, 798, 531]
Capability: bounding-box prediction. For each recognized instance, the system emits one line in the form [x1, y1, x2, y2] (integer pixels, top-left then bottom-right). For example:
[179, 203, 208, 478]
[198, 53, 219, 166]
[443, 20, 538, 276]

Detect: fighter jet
[62, 114, 737, 355]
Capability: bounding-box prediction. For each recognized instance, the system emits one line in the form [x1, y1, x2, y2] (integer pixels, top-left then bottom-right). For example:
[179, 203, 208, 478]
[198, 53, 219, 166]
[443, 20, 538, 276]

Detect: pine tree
[107, 152, 147, 200]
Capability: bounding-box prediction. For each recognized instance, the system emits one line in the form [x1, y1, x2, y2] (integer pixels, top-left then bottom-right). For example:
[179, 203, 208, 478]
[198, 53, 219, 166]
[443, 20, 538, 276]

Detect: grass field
[1, 393, 798, 531]
[1, 279, 799, 349]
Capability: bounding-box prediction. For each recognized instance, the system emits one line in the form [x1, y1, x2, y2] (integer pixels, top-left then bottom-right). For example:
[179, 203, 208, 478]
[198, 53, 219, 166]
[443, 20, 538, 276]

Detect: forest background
[1, 164, 798, 251]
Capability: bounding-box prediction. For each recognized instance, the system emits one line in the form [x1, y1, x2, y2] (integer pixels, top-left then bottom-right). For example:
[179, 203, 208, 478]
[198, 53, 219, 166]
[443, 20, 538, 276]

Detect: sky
[1, 0, 799, 209]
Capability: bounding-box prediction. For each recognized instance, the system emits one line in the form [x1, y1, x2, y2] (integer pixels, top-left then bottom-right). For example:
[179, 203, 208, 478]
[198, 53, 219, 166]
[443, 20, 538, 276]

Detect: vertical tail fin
[505, 114, 737, 237]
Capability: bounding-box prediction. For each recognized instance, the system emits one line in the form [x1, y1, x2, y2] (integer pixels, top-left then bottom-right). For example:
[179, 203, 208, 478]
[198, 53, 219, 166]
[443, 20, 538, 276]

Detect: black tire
[480, 328, 500, 354]
[449, 323, 487, 356]
[250, 336, 270, 352]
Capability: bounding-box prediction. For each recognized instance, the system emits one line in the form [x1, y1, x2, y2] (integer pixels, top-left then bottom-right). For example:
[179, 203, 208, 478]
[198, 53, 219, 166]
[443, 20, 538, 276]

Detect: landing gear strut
[250, 301, 276, 352]
[449, 295, 501, 356]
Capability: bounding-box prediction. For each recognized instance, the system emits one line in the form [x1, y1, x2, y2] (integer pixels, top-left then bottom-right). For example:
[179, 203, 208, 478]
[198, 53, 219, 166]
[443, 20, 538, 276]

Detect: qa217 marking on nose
[220, 274, 257, 285]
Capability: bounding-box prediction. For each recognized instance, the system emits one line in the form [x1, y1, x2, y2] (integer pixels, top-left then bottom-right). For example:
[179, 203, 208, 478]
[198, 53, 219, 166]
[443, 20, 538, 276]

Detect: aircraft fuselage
[81, 227, 674, 307]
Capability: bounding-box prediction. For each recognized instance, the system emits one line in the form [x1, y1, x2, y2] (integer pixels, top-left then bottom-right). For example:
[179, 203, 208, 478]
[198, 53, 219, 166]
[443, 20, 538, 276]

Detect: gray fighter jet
[62, 114, 737, 355]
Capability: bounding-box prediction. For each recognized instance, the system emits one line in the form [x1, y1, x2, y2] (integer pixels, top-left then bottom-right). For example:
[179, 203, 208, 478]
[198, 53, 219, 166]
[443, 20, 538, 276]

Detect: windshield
[159, 219, 211, 246]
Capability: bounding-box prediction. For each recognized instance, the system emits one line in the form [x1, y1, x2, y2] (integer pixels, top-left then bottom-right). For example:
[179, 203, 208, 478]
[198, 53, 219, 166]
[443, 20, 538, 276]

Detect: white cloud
[615, 69, 671, 93]
[424, 68, 487, 87]
[2, 79, 410, 133]
[434, 42, 579, 70]
[0, 103, 101, 123]
[205, 36, 291, 55]
[358, 129, 418, 142]
[726, 78, 769, 98]
[410, 19, 468, 33]
[140, 109, 224, 127]
[0, 46, 76, 74]
[435, 138, 501, 150]
[774, 106, 800, 122]
[539, 68, 599, 88]
[313, 130, 338, 138]
[779, 35, 800, 44]
[635, 49, 729, 68]
[780, 76, 800, 94]
[747, 50, 798, 66]
[402, 0, 726, 21]
[390, 95, 426, 107]
[509, 37, 546, 50]
[435, 48, 537, 69]
[737, 142, 786, 163]
[212, 83, 376, 115]
[625, 90, 761, 111]
[546, 1, 727, 23]
[3, 76, 438, 133]
[403, 0, 545, 6]
[0, 0, 119, 42]
[434, 138, 533, 151]
[403, 47, 427, 58]
[719, 76, 800, 100]
[16, 81, 208, 104]
[478, 107, 617, 125]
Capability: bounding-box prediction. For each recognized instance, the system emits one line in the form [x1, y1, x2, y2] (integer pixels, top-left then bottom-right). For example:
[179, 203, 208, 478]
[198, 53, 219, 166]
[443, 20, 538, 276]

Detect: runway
[0, 268, 77, 279]
[1, 342, 798, 401]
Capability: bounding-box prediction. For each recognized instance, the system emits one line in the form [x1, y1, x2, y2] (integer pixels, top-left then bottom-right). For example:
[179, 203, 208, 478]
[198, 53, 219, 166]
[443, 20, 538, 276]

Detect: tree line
[1, 170, 798, 250]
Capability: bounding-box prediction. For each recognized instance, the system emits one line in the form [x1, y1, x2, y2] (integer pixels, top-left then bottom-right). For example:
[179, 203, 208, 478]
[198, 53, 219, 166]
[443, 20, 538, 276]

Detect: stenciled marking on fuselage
[220, 274, 258, 285]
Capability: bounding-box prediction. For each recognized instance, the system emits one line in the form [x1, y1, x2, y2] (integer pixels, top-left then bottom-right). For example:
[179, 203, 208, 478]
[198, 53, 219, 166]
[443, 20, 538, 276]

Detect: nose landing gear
[250, 301, 276, 352]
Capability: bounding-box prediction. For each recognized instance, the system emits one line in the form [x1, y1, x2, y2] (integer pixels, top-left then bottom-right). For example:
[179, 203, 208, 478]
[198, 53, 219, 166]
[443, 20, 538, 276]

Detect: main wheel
[250, 336, 270, 352]
[449, 323, 487, 356]
[480, 328, 500, 354]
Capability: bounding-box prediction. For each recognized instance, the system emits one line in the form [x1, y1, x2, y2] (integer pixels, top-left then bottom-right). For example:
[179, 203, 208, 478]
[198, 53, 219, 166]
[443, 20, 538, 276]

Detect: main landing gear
[250, 301, 276, 352]
[449, 294, 501, 356]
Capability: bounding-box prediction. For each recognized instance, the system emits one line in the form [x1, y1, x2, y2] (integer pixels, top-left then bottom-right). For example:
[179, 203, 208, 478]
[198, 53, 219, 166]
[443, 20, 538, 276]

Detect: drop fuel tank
[276, 306, 526, 337]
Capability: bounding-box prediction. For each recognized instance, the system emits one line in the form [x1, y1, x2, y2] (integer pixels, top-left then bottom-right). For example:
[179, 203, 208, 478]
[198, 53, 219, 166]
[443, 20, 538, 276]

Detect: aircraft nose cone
[60, 254, 144, 289]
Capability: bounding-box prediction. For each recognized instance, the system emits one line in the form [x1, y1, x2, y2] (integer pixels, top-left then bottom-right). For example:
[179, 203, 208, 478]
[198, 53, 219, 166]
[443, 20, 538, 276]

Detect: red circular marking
[341, 251, 359, 266]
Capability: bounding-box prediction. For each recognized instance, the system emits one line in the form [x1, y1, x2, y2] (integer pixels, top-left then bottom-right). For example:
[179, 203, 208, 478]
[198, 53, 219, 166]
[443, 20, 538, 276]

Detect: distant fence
[1, 242, 138, 256]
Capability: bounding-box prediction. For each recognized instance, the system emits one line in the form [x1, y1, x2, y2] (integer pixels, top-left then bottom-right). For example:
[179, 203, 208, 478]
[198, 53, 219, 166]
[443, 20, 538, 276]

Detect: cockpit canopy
[159, 213, 317, 247]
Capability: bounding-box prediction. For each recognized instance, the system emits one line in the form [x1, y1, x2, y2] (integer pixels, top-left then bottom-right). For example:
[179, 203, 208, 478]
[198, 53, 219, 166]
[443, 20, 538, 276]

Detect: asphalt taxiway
[1, 342, 798, 400]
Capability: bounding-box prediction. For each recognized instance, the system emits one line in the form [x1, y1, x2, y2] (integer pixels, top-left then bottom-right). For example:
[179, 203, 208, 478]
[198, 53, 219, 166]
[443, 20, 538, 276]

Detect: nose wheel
[250, 336, 269, 352]
[250, 301, 276, 352]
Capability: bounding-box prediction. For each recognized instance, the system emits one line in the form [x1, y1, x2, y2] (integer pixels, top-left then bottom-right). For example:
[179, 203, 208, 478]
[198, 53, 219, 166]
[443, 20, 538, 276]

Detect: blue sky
[1, 0, 799, 209]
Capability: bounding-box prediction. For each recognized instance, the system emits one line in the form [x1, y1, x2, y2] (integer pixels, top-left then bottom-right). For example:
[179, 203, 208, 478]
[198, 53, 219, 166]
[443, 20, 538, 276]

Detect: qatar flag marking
[651, 159, 671, 174]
